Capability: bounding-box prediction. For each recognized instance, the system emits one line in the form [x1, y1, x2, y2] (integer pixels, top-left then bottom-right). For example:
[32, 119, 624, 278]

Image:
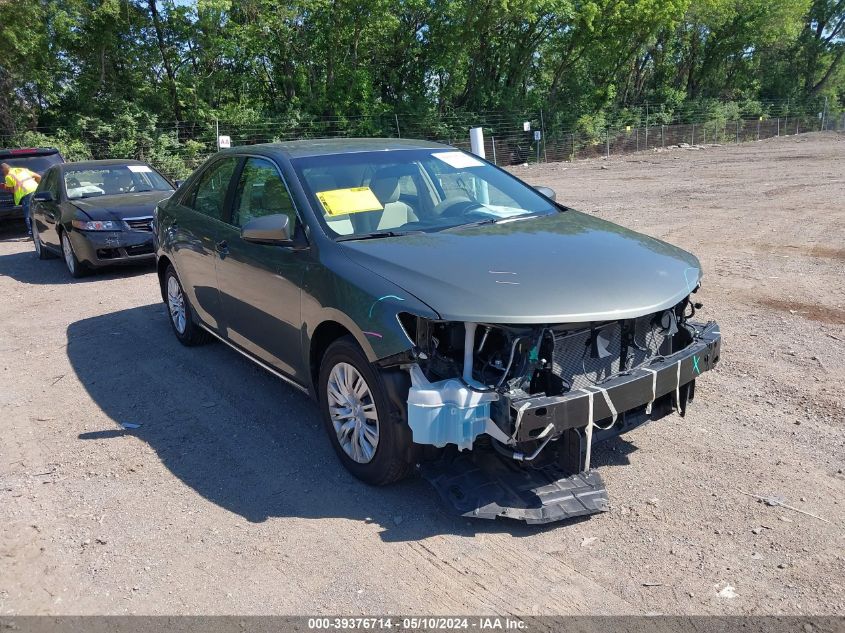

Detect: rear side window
[186, 158, 237, 221]
[230, 158, 297, 229]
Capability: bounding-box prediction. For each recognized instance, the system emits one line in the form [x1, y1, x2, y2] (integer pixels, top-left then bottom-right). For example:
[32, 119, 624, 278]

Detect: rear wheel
[164, 265, 210, 346]
[319, 336, 414, 485]
[61, 231, 87, 278]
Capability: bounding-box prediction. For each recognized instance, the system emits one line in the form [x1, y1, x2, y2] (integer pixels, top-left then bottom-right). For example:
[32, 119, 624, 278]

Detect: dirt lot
[1, 132, 843, 616]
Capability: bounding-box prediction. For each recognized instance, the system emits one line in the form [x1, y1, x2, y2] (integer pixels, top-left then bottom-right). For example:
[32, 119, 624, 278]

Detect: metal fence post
[395, 114, 401, 138]
[606, 129, 610, 159]
[571, 133, 575, 161]
[736, 121, 739, 144]
[777, 117, 780, 137]
[757, 118, 761, 141]
[636, 127, 639, 152]
[692, 123, 695, 145]
[821, 96, 828, 131]
[540, 110, 548, 162]
[662, 125, 665, 148]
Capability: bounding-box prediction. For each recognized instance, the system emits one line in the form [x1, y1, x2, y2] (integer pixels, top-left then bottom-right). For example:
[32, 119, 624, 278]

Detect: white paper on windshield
[479, 204, 530, 219]
[127, 165, 152, 173]
[433, 151, 484, 169]
[67, 184, 104, 199]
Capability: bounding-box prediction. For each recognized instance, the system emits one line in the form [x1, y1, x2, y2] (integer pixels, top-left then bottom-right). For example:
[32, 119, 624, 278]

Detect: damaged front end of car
[384, 290, 721, 524]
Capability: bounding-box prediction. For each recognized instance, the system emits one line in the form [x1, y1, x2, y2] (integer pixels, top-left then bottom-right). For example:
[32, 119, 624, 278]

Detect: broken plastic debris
[580, 537, 598, 547]
[121, 423, 141, 429]
[718, 586, 738, 599]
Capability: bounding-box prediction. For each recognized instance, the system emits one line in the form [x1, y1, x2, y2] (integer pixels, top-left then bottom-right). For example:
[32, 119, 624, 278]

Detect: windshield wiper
[439, 217, 500, 231]
[336, 230, 424, 242]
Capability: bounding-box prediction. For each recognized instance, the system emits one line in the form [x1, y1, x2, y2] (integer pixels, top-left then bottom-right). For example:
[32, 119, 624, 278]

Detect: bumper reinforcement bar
[507, 321, 721, 445]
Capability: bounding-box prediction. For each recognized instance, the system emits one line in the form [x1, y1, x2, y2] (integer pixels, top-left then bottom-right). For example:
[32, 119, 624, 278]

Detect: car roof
[60, 159, 148, 171]
[218, 137, 452, 159]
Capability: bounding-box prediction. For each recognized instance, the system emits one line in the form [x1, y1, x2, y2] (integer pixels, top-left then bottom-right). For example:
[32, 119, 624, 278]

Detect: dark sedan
[31, 159, 175, 277]
[155, 139, 721, 524]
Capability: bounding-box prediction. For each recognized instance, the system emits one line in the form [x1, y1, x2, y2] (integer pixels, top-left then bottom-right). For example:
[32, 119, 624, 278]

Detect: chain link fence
[1, 100, 842, 178]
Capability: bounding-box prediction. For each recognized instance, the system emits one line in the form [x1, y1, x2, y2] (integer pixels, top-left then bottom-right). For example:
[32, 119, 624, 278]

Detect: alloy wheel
[61, 233, 76, 275]
[326, 362, 380, 464]
[166, 275, 187, 334]
[33, 224, 42, 257]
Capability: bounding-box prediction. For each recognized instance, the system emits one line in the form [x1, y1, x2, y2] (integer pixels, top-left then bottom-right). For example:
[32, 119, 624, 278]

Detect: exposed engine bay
[392, 290, 722, 523]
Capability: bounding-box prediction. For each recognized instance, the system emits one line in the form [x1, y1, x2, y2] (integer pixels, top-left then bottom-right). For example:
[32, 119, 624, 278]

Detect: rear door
[169, 157, 238, 330]
[213, 156, 308, 379]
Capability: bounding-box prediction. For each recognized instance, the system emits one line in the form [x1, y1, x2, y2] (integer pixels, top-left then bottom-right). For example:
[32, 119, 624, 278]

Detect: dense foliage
[1, 0, 842, 169]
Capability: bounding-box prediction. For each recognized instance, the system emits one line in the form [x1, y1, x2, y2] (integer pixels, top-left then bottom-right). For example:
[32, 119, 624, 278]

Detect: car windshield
[4, 154, 62, 173]
[64, 164, 172, 199]
[291, 149, 557, 239]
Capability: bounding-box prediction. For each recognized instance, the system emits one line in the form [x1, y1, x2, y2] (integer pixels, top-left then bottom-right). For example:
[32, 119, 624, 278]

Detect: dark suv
[0, 148, 65, 221]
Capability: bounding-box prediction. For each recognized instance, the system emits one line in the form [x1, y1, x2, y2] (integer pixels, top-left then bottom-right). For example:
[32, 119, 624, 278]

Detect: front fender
[302, 250, 440, 364]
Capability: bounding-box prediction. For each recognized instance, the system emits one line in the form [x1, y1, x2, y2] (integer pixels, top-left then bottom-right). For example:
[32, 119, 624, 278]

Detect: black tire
[32, 223, 52, 260]
[61, 231, 89, 279]
[163, 264, 211, 346]
[60, 230, 88, 278]
[318, 336, 415, 485]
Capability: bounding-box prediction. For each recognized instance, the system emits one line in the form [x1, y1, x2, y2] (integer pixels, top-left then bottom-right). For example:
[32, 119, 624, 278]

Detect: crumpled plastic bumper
[421, 321, 721, 524]
[421, 449, 609, 524]
[70, 230, 155, 267]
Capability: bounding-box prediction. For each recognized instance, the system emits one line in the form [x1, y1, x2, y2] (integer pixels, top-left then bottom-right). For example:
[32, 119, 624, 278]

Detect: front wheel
[33, 223, 52, 260]
[61, 231, 87, 278]
[164, 265, 210, 346]
[318, 336, 414, 485]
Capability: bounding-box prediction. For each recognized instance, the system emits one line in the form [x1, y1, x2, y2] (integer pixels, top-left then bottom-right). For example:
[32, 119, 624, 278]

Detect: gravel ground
[0, 132, 843, 616]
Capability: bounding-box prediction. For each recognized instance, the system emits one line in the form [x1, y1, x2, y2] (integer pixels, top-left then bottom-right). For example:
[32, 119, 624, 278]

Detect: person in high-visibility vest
[1, 162, 42, 236]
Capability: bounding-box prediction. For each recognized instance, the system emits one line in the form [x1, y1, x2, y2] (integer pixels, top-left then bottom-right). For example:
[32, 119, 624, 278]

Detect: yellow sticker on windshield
[316, 187, 383, 216]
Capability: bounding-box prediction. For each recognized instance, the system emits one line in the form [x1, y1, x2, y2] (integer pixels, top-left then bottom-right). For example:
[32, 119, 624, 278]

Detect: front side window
[230, 157, 297, 229]
[291, 149, 557, 239]
[36, 168, 56, 196]
[188, 158, 237, 221]
[45, 169, 60, 197]
[63, 164, 172, 200]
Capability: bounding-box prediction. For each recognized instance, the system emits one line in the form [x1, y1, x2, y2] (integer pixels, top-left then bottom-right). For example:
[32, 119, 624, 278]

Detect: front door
[214, 157, 308, 380]
[171, 157, 238, 329]
[33, 168, 62, 249]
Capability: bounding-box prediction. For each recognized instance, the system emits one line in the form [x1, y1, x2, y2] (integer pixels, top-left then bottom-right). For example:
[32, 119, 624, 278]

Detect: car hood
[339, 210, 702, 324]
[71, 191, 173, 220]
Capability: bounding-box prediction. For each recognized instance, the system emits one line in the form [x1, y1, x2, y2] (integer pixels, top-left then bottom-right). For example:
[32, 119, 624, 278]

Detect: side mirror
[241, 213, 292, 244]
[534, 186, 556, 201]
[33, 191, 54, 202]
[174, 180, 185, 188]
